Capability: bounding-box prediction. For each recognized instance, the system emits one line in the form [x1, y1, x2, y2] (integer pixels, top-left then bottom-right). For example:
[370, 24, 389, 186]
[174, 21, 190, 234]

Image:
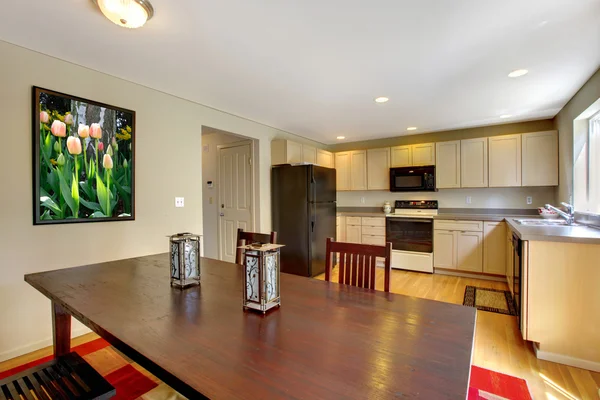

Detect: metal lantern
[169, 233, 201, 288]
[239, 243, 284, 313]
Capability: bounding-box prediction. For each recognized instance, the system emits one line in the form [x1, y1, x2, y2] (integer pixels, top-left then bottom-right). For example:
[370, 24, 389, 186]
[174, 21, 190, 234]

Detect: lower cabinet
[434, 220, 484, 273]
[346, 224, 362, 244]
[456, 231, 483, 272]
[433, 230, 457, 269]
[343, 216, 385, 245]
[483, 222, 506, 274]
[506, 228, 514, 293]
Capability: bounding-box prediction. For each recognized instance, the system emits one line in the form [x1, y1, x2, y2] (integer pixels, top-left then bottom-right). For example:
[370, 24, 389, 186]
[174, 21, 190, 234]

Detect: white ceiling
[1, 0, 599, 144]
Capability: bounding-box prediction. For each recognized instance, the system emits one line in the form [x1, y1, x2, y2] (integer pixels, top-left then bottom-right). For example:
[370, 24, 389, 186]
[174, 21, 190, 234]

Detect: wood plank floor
[2, 268, 599, 399]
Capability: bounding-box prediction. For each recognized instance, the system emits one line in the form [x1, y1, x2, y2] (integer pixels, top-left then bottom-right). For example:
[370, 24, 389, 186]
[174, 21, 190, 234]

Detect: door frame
[216, 140, 256, 261]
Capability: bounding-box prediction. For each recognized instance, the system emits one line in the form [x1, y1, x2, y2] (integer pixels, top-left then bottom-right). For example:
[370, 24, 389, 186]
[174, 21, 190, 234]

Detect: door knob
[220, 213, 225, 217]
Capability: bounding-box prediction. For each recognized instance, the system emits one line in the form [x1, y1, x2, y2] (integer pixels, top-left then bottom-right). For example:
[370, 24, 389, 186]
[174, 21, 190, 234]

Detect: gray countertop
[505, 218, 600, 244]
[336, 207, 600, 244]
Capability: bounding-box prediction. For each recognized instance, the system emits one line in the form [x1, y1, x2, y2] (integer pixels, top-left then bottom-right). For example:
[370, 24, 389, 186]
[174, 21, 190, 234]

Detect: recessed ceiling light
[508, 69, 528, 78]
[374, 97, 389, 103]
[499, 114, 512, 119]
[92, 0, 154, 29]
[336, 136, 346, 140]
[407, 127, 417, 131]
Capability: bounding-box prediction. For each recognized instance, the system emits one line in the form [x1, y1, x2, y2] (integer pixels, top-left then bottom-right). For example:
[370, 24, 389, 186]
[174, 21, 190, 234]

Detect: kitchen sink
[514, 219, 579, 227]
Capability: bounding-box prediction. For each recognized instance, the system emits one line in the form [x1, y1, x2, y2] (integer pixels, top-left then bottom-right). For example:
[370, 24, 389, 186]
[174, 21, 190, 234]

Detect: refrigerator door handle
[311, 169, 317, 232]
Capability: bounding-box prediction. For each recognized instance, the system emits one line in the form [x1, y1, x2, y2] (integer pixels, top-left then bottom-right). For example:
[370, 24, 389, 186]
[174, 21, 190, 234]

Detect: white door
[218, 143, 253, 263]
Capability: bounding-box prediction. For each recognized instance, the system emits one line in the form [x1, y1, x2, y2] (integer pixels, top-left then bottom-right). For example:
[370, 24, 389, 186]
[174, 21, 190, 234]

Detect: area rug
[463, 286, 517, 316]
[0, 338, 164, 400]
[468, 365, 532, 399]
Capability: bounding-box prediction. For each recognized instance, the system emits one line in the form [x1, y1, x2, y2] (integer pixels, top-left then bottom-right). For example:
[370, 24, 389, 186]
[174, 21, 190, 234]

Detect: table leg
[52, 302, 71, 357]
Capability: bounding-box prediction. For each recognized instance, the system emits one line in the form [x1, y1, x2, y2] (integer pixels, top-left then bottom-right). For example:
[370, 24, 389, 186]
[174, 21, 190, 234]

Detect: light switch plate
[466, 196, 472, 204]
[526, 196, 533, 205]
[175, 197, 185, 208]
[360, 197, 366, 204]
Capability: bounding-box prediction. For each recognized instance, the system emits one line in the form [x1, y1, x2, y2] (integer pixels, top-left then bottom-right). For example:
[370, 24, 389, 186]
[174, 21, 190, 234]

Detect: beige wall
[329, 119, 555, 152]
[0, 40, 323, 361]
[338, 187, 556, 209]
[554, 68, 600, 204]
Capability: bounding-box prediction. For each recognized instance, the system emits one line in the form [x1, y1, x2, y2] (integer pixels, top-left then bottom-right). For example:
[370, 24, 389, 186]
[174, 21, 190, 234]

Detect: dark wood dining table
[25, 254, 476, 399]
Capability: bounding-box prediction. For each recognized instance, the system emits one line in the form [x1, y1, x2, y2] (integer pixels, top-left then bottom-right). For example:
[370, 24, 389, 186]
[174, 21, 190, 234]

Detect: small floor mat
[463, 286, 517, 316]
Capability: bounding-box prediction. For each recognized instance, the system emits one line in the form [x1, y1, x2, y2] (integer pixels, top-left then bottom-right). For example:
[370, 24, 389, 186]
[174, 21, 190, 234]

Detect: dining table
[25, 254, 476, 399]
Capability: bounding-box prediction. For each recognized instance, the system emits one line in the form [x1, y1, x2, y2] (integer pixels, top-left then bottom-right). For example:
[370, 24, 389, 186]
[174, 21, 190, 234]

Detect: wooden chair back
[235, 228, 278, 265]
[325, 238, 392, 292]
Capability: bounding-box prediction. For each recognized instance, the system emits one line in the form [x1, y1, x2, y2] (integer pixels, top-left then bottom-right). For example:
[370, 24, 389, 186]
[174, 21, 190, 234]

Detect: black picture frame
[32, 86, 136, 225]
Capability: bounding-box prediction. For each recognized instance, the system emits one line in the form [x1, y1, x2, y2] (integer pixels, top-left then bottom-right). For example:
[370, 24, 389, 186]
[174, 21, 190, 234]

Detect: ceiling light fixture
[508, 69, 528, 78]
[92, 0, 154, 29]
[374, 97, 389, 103]
[499, 114, 512, 119]
[336, 136, 346, 140]
[407, 127, 417, 131]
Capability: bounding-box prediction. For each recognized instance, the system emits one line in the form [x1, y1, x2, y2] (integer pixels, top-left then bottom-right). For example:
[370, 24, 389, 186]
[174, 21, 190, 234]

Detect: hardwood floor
[2, 268, 599, 399]
[318, 267, 600, 400]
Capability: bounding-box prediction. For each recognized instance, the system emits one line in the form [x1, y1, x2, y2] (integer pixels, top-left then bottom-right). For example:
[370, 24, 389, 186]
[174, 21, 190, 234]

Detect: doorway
[201, 127, 257, 261]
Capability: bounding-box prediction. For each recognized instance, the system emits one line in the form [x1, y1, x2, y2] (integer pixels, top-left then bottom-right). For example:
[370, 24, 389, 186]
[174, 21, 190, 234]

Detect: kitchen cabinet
[317, 149, 334, 168]
[489, 134, 521, 187]
[483, 222, 506, 275]
[436, 141, 461, 188]
[456, 231, 483, 272]
[412, 143, 436, 166]
[271, 139, 303, 165]
[361, 217, 386, 245]
[335, 152, 351, 191]
[302, 145, 317, 164]
[390, 143, 435, 167]
[433, 230, 457, 269]
[367, 148, 391, 190]
[521, 131, 558, 186]
[346, 224, 362, 244]
[461, 138, 488, 188]
[390, 145, 412, 167]
[336, 216, 345, 242]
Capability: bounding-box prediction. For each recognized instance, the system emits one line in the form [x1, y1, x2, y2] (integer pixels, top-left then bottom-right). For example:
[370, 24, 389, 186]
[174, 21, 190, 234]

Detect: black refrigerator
[272, 164, 336, 277]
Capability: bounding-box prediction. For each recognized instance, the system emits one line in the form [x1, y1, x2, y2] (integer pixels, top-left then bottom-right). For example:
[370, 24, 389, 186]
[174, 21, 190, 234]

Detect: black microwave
[389, 166, 436, 192]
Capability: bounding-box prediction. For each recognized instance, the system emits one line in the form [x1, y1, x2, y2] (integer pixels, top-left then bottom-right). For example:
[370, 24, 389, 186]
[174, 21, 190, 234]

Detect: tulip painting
[33, 87, 135, 225]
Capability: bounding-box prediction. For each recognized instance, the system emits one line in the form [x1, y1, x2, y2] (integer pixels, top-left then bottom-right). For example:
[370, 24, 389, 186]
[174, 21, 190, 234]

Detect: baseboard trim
[533, 343, 600, 372]
[0, 326, 91, 363]
[434, 268, 506, 282]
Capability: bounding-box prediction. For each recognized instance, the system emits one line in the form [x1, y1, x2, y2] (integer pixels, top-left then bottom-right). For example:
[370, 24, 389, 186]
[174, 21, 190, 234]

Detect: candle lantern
[239, 243, 284, 313]
[169, 233, 201, 288]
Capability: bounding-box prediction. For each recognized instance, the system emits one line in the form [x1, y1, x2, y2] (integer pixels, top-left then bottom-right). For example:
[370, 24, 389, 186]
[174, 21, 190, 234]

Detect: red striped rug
[2, 339, 532, 399]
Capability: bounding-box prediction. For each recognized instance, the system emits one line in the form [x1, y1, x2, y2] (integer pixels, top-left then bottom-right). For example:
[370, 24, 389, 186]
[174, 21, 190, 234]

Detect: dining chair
[325, 237, 392, 292]
[235, 228, 278, 265]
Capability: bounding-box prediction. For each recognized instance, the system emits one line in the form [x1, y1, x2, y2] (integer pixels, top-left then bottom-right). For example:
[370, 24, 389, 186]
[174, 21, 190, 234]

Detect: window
[574, 110, 600, 214]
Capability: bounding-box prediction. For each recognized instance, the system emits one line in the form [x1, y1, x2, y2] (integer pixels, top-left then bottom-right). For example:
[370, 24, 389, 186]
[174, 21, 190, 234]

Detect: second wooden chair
[235, 228, 278, 265]
[325, 237, 392, 292]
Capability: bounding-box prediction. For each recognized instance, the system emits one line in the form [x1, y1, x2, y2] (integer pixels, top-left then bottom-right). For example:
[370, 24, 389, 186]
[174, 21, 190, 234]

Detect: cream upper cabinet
[521, 131, 558, 187]
[271, 139, 303, 165]
[456, 231, 483, 272]
[302, 145, 317, 164]
[316, 149, 334, 168]
[461, 138, 488, 188]
[489, 134, 522, 187]
[335, 152, 351, 191]
[434, 230, 457, 269]
[390, 145, 412, 167]
[350, 150, 368, 191]
[436, 141, 461, 188]
[412, 143, 436, 166]
[367, 148, 390, 190]
[483, 221, 506, 275]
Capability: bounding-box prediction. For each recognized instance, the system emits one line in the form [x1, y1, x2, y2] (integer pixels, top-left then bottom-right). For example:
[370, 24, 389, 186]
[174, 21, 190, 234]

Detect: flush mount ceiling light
[374, 97, 389, 103]
[336, 136, 346, 140]
[407, 127, 417, 131]
[508, 69, 528, 78]
[92, 0, 154, 29]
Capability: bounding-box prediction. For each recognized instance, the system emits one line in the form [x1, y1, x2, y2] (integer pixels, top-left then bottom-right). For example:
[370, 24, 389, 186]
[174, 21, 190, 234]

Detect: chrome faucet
[545, 203, 575, 225]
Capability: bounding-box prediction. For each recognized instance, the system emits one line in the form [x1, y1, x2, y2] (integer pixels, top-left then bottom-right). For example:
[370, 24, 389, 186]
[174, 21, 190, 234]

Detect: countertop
[505, 218, 600, 244]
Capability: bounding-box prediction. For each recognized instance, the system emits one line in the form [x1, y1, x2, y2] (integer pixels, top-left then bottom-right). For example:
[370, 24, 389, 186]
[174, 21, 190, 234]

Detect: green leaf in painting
[79, 180, 95, 201]
[112, 178, 131, 214]
[41, 210, 53, 220]
[96, 174, 109, 216]
[41, 197, 62, 216]
[57, 168, 76, 216]
[71, 173, 80, 217]
[80, 198, 101, 212]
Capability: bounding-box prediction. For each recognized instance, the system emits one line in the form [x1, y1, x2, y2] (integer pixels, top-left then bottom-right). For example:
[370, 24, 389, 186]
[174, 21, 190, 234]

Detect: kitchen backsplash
[337, 187, 556, 209]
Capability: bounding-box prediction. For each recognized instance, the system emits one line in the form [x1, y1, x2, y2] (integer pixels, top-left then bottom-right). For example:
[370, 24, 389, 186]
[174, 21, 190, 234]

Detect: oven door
[386, 217, 433, 253]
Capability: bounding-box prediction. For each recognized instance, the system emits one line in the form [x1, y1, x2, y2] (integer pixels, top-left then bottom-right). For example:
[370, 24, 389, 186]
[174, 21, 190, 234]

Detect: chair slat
[6, 383, 21, 400]
[339, 252, 346, 284]
[344, 253, 352, 284]
[42, 367, 73, 400]
[363, 255, 371, 289]
[33, 371, 61, 400]
[22, 376, 48, 400]
[369, 256, 376, 290]
[0, 385, 8, 400]
[357, 254, 364, 288]
[15, 378, 35, 400]
[351, 253, 358, 286]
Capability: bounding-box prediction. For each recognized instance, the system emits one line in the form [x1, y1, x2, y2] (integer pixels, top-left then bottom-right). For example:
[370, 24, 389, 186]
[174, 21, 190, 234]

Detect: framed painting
[32, 87, 135, 225]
